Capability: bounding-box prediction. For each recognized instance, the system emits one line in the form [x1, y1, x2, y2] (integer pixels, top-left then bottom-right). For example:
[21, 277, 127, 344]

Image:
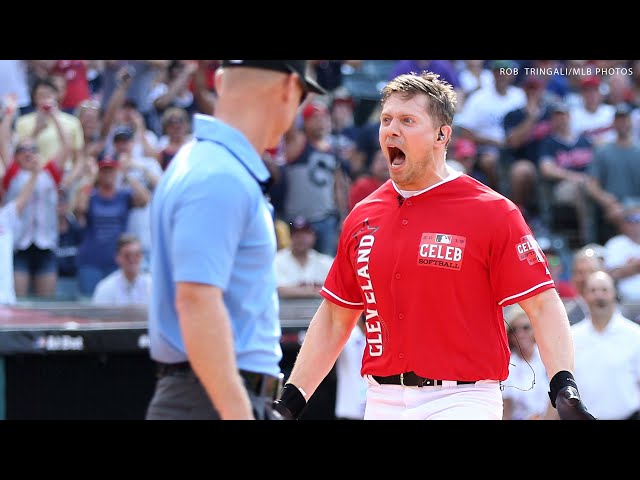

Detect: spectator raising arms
[3, 138, 67, 299]
[14, 78, 84, 191]
[73, 154, 150, 298]
[0, 161, 41, 304]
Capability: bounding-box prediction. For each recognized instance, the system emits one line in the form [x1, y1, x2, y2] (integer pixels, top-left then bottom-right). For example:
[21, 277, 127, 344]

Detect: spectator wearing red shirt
[51, 60, 91, 113]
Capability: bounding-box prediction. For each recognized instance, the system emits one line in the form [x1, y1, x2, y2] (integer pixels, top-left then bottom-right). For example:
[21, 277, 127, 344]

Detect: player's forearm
[176, 283, 254, 419]
[520, 288, 574, 380]
[287, 300, 361, 400]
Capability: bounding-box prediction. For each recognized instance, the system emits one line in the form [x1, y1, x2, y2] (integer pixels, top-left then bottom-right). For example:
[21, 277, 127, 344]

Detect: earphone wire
[502, 319, 536, 392]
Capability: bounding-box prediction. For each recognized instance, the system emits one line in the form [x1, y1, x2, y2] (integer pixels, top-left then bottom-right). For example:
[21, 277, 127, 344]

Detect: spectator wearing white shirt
[4, 139, 65, 298]
[335, 315, 368, 420]
[454, 60, 527, 190]
[0, 163, 41, 305]
[92, 233, 151, 306]
[0, 60, 31, 114]
[457, 60, 495, 101]
[604, 199, 640, 304]
[560, 271, 640, 420]
[501, 304, 550, 420]
[110, 125, 161, 272]
[275, 216, 334, 299]
[570, 76, 616, 146]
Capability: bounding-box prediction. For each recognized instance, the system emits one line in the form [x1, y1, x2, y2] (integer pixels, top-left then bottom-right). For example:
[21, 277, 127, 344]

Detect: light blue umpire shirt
[148, 113, 282, 377]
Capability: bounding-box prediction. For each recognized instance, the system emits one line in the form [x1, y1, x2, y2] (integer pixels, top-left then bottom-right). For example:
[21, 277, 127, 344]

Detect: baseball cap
[113, 125, 134, 142]
[302, 102, 329, 121]
[221, 60, 327, 96]
[522, 75, 545, 90]
[290, 216, 314, 233]
[331, 86, 355, 109]
[97, 154, 119, 169]
[580, 76, 601, 89]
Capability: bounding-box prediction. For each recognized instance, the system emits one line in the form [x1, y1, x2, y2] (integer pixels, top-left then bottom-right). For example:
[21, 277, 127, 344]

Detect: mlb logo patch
[435, 234, 452, 244]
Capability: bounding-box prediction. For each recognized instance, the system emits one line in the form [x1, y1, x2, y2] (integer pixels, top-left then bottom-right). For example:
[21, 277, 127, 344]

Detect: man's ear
[437, 125, 452, 144]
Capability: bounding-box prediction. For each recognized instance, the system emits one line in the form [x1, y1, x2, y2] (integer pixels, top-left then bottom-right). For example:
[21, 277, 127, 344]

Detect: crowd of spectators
[1, 59, 639, 418]
[0, 59, 638, 310]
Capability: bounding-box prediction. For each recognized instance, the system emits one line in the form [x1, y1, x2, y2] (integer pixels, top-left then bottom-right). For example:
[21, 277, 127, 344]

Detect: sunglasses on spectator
[625, 213, 640, 223]
[16, 145, 38, 153]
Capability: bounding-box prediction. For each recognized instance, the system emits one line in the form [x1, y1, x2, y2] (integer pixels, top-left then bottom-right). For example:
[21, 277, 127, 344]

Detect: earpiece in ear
[438, 130, 445, 141]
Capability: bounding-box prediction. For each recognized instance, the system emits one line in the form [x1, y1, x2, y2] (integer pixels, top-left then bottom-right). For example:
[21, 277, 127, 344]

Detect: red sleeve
[490, 209, 555, 306]
[2, 161, 20, 191]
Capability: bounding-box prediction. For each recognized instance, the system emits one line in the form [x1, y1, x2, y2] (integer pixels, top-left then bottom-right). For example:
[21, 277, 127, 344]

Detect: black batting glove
[549, 371, 596, 420]
[272, 383, 308, 420]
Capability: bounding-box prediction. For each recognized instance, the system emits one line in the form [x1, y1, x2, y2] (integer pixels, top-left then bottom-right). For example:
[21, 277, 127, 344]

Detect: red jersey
[320, 170, 555, 382]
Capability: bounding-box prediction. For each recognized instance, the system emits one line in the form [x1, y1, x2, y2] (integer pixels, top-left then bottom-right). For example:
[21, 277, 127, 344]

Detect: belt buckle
[419, 376, 435, 387]
[400, 373, 405, 387]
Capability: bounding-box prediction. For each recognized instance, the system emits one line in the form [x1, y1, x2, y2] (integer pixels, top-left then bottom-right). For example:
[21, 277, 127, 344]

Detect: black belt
[373, 371, 476, 387]
[156, 362, 283, 400]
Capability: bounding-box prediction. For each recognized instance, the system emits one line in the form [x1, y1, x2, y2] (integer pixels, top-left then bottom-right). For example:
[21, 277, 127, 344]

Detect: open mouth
[387, 146, 406, 168]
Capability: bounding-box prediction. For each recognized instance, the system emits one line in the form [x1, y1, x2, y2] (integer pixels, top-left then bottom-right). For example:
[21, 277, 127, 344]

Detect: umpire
[145, 61, 326, 419]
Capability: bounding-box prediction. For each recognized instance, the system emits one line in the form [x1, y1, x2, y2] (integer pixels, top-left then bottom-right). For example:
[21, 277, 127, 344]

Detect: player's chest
[345, 206, 487, 278]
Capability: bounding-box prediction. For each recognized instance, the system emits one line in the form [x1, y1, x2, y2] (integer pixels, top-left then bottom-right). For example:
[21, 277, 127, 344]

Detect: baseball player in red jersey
[273, 71, 595, 420]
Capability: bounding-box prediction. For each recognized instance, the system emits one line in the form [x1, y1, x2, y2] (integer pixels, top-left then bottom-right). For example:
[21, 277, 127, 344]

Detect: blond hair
[381, 71, 457, 128]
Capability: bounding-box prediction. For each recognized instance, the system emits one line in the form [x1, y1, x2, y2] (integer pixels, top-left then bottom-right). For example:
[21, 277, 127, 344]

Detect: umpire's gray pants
[145, 368, 279, 420]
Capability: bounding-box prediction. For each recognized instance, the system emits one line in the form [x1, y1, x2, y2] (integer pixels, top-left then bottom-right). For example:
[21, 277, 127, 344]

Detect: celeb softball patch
[417, 232, 466, 270]
[516, 234, 545, 265]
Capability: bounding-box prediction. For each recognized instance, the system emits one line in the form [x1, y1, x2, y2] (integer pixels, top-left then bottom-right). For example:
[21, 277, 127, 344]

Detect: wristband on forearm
[548, 370, 578, 408]
[273, 383, 308, 420]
